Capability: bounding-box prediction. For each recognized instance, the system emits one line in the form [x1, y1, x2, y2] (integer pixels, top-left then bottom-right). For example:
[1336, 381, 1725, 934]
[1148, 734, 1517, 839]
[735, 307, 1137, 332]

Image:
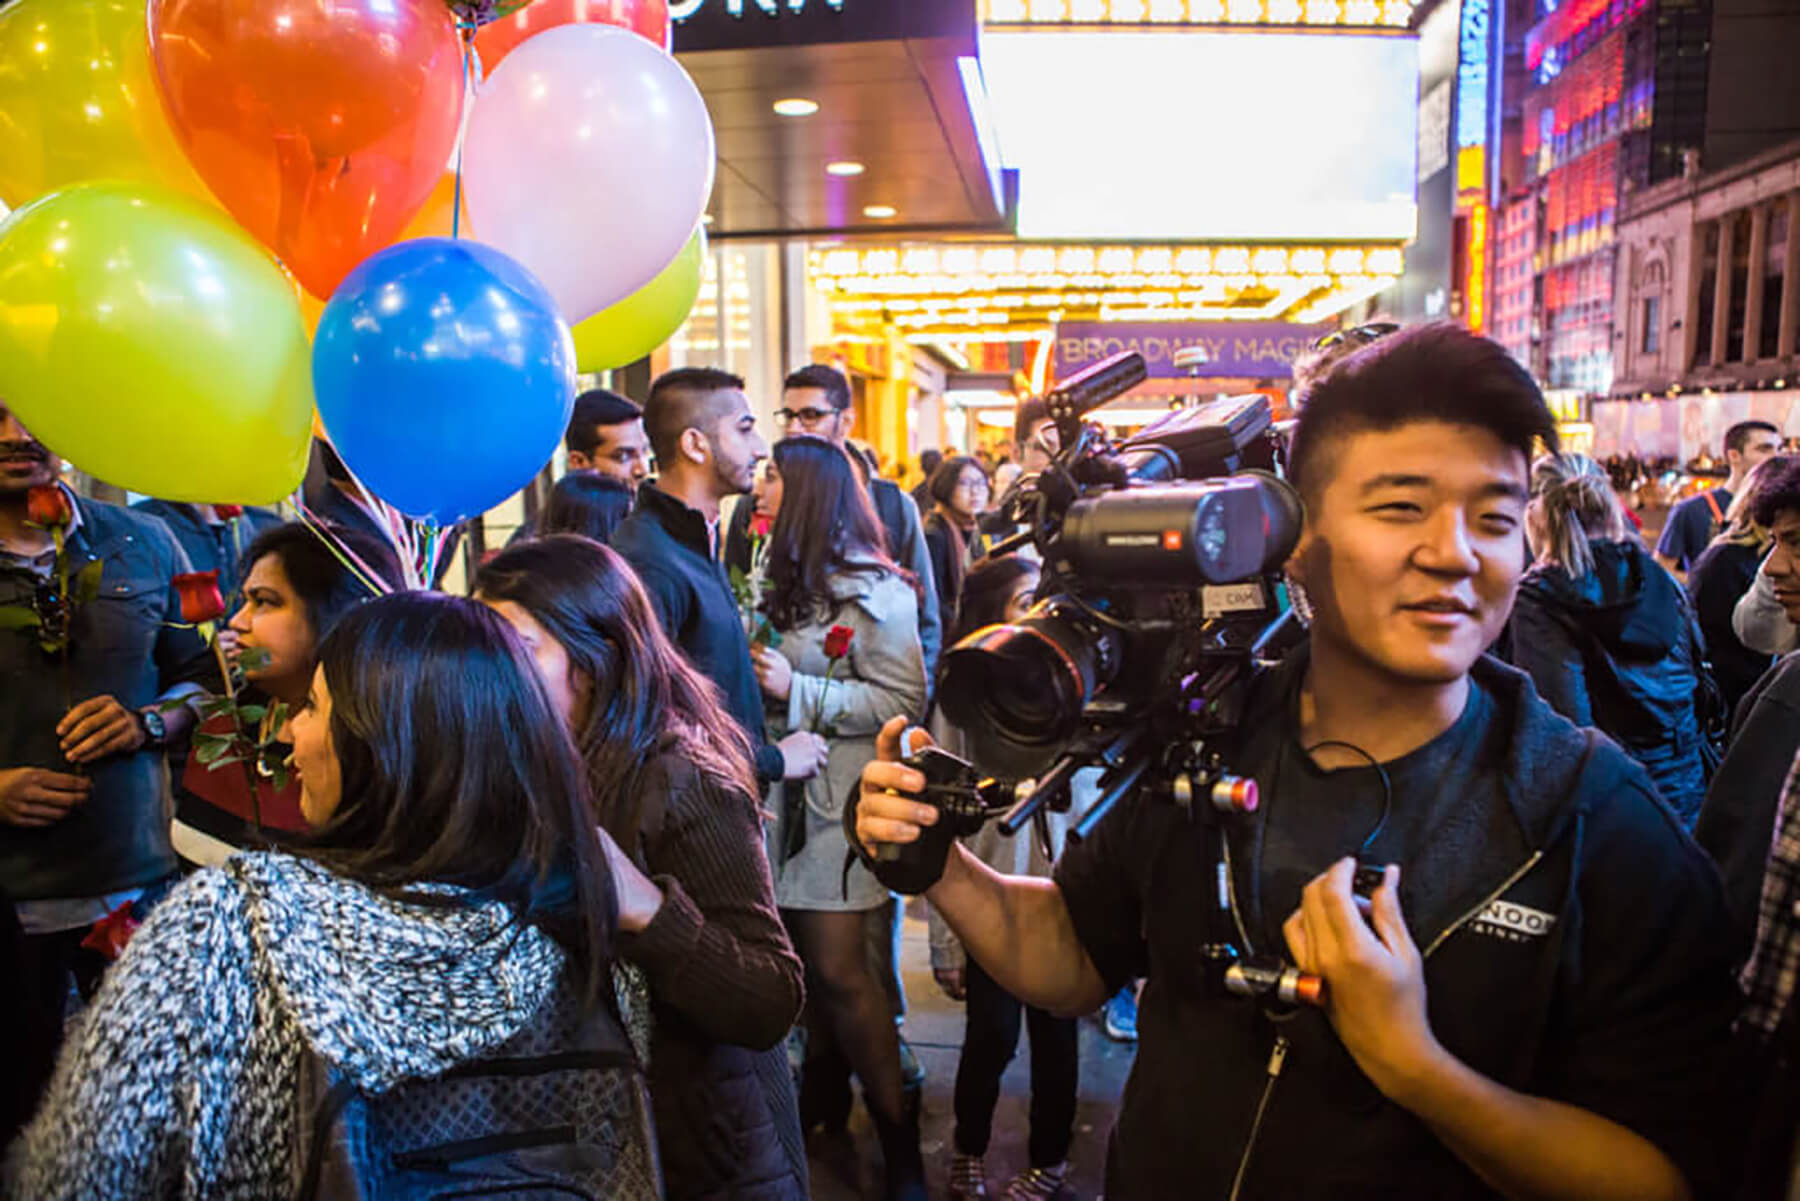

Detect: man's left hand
[57, 696, 147, 765]
[1283, 858, 1445, 1101]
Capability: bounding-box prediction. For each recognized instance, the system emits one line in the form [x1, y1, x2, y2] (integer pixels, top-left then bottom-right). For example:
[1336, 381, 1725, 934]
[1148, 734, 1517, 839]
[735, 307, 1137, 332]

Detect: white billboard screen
[980, 30, 1420, 242]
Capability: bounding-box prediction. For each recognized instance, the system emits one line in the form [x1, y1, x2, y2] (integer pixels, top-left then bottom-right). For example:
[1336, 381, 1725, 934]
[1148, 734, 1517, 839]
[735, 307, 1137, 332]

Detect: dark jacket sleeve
[1542, 772, 1744, 1198]
[1694, 654, 1800, 955]
[623, 767, 805, 1051]
[876, 480, 941, 679]
[1508, 596, 1594, 728]
[723, 497, 753, 578]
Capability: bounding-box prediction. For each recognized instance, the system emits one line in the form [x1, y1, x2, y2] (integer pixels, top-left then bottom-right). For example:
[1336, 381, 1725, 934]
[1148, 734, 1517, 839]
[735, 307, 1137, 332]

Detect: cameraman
[852, 324, 1739, 1200]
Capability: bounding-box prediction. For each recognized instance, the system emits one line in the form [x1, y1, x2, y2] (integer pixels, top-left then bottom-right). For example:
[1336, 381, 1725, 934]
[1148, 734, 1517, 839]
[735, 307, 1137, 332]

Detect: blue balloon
[313, 238, 576, 524]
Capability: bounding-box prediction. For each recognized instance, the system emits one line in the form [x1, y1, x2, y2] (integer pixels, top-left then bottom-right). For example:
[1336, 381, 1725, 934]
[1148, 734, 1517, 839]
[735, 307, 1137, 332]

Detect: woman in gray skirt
[751, 434, 929, 1201]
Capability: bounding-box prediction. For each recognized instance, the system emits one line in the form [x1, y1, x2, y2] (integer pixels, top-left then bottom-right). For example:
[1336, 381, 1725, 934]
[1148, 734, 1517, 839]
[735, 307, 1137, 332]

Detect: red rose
[212, 504, 244, 519]
[173, 570, 226, 624]
[824, 624, 855, 660]
[79, 901, 140, 960]
[750, 511, 772, 539]
[25, 484, 71, 529]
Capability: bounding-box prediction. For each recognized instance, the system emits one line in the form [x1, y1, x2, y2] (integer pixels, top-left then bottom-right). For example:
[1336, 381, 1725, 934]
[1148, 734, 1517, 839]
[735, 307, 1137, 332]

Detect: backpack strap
[1703, 488, 1726, 528]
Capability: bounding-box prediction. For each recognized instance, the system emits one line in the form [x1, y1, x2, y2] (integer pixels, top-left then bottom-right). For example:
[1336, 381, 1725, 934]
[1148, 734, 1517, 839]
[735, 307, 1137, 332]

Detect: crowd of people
[5, 323, 1800, 1199]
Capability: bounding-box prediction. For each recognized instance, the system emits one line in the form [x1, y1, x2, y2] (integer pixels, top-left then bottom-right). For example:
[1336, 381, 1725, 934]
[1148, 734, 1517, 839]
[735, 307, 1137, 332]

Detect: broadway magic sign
[1054, 321, 1331, 380]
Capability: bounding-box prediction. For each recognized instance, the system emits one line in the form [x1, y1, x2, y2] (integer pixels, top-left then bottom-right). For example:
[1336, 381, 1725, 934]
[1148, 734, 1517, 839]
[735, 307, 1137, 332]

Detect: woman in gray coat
[751, 435, 928, 1201]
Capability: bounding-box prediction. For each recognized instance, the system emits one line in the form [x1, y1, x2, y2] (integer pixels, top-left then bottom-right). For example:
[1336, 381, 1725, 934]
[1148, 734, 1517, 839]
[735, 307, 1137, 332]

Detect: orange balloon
[475, 0, 670, 69]
[148, 0, 467, 299]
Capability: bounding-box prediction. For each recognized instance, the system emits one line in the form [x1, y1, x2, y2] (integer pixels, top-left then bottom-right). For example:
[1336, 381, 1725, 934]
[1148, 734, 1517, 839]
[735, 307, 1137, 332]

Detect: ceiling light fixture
[826, 161, 866, 177]
[864, 205, 898, 219]
[773, 98, 819, 117]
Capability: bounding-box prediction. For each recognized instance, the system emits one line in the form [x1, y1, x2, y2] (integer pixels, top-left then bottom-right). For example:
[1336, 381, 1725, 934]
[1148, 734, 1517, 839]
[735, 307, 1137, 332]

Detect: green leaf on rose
[204, 755, 244, 772]
[236, 704, 267, 724]
[235, 646, 273, 673]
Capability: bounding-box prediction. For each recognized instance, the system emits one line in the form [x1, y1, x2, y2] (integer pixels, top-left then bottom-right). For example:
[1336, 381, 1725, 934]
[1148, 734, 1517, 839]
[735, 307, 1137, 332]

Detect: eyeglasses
[775, 406, 842, 429]
[954, 476, 991, 495]
[1311, 321, 1400, 352]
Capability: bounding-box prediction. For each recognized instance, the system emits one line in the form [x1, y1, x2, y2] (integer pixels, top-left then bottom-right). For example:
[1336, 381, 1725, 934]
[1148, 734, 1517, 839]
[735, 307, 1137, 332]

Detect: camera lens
[938, 601, 1122, 751]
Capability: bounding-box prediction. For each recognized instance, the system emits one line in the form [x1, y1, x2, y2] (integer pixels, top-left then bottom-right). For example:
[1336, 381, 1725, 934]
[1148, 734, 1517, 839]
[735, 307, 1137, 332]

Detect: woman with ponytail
[1508, 452, 1712, 825]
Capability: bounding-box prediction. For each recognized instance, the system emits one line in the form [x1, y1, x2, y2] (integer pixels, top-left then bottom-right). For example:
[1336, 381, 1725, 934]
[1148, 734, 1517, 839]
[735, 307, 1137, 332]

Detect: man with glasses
[726, 363, 941, 676]
[0, 402, 215, 1144]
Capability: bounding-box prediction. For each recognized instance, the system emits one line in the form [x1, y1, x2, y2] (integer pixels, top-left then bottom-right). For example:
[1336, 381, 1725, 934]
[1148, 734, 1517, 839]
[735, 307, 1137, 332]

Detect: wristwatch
[137, 707, 167, 748]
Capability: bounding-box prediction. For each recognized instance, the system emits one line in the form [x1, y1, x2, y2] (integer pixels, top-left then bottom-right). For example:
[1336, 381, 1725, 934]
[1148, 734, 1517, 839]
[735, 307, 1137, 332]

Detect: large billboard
[980, 29, 1419, 242]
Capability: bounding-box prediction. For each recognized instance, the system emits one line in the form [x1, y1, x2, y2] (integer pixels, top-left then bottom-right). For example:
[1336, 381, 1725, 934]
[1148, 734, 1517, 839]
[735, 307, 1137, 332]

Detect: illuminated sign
[671, 0, 972, 50]
[1456, 0, 1489, 151]
[1464, 202, 1488, 332]
[1055, 321, 1332, 379]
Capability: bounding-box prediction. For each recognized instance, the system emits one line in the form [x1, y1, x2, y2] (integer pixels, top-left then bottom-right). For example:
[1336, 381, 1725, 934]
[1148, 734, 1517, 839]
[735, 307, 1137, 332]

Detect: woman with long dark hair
[15, 594, 652, 1198]
[171, 522, 399, 867]
[750, 435, 929, 1201]
[474, 535, 808, 1201]
[921, 454, 990, 626]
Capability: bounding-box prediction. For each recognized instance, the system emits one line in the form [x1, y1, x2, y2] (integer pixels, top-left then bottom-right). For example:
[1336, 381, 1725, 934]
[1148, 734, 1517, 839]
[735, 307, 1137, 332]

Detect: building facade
[1612, 136, 1800, 397]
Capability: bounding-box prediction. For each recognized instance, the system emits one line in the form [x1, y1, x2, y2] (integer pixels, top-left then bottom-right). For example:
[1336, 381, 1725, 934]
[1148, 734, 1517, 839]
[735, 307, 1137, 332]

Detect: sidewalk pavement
[805, 900, 1135, 1201]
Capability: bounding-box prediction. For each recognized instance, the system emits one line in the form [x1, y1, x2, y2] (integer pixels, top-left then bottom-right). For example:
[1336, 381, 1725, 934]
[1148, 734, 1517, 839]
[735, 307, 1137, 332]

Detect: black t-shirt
[1254, 683, 1496, 951]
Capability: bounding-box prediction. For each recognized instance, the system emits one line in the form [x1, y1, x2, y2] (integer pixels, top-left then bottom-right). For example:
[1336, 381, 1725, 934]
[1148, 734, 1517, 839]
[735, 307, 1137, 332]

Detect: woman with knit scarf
[9, 593, 644, 1199]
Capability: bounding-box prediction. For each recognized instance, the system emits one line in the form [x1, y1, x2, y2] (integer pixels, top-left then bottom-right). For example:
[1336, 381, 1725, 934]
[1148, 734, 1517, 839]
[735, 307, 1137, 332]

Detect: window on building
[1641, 295, 1661, 354]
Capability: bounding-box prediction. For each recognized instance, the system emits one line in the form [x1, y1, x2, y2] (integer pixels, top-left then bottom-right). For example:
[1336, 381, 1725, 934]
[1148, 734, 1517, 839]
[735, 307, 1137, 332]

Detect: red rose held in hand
[25, 484, 72, 529]
[79, 901, 140, 960]
[212, 504, 244, 519]
[824, 624, 855, 660]
[750, 512, 772, 539]
[173, 571, 227, 624]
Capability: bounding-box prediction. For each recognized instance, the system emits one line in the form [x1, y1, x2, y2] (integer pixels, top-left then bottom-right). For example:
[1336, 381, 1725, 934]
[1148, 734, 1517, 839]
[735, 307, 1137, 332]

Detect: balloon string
[453, 24, 476, 241]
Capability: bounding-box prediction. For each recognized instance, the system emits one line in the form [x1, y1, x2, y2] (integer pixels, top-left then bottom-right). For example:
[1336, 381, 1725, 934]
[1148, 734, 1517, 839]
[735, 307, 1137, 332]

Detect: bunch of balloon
[572, 228, 708, 374]
[464, 22, 716, 328]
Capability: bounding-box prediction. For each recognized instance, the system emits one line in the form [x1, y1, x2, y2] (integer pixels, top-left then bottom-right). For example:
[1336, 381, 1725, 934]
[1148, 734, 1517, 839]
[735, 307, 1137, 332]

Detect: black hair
[949, 556, 1040, 646]
[927, 454, 988, 509]
[316, 438, 353, 484]
[539, 473, 634, 545]
[240, 522, 403, 657]
[763, 435, 911, 632]
[644, 367, 746, 464]
[301, 593, 618, 1002]
[1288, 322, 1558, 502]
[566, 389, 643, 458]
[1750, 455, 1800, 528]
[918, 448, 944, 478]
[1726, 420, 1780, 457]
[1014, 397, 1050, 449]
[474, 536, 758, 847]
[783, 363, 852, 412]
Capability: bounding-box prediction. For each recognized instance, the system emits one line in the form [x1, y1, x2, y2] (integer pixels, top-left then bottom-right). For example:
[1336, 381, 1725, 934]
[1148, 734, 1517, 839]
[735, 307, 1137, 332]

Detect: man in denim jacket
[0, 402, 213, 1142]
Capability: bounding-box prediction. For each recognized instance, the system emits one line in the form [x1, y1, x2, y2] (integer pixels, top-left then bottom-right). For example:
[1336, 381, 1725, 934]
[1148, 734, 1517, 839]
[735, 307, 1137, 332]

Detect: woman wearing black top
[1686, 454, 1798, 718]
[1509, 452, 1711, 825]
[920, 455, 990, 627]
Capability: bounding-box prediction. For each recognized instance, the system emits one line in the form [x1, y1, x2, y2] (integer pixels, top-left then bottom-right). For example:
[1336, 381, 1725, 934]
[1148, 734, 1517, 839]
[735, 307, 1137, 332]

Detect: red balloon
[149, 0, 467, 299]
[475, 0, 670, 67]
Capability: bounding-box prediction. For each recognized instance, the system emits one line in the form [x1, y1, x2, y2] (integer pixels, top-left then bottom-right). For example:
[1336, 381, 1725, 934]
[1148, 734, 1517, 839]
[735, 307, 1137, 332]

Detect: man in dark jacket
[724, 363, 941, 676]
[853, 325, 1739, 1199]
[128, 500, 282, 602]
[611, 368, 826, 790]
[0, 403, 215, 1143]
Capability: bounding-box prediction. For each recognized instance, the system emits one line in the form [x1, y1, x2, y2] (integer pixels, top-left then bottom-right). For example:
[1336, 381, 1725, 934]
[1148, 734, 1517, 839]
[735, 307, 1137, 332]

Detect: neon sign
[1456, 0, 1490, 152]
[1464, 203, 1489, 332]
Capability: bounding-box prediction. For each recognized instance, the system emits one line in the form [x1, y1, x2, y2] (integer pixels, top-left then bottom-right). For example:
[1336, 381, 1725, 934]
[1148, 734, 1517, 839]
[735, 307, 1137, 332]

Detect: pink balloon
[463, 24, 714, 324]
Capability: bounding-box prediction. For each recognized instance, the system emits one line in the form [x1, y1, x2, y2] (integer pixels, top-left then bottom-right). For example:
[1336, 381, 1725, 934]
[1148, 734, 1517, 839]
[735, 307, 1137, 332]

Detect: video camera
[865, 349, 1301, 873]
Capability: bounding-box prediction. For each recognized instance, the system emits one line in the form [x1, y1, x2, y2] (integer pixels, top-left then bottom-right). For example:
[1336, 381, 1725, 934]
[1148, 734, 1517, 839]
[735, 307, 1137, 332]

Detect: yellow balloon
[0, 182, 314, 504]
[0, 0, 213, 209]
[572, 228, 706, 374]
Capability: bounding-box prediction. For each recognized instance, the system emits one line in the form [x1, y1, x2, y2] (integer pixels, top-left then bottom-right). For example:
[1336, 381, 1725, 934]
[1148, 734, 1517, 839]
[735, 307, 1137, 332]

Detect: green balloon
[572, 228, 705, 373]
[0, 181, 313, 503]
